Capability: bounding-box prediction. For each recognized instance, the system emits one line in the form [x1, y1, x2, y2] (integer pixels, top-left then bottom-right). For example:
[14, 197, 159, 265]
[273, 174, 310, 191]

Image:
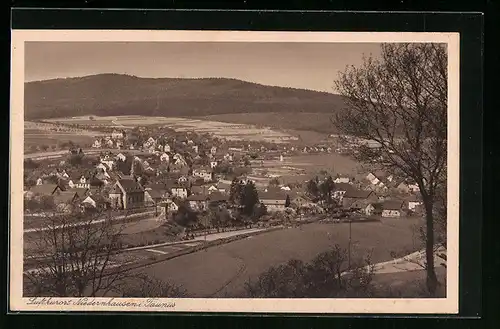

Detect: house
[68, 173, 91, 189]
[192, 167, 213, 182]
[163, 144, 171, 153]
[210, 146, 217, 155]
[207, 184, 219, 194]
[29, 183, 64, 196]
[160, 153, 170, 162]
[178, 176, 188, 184]
[408, 194, 423, 211]
[192, 145, 199, 153]
[381, 200, 406, 217]
[334, 175, 351, 184]
[333, 183, 356, 200]
[171, 153, 187, 168]
[54, 191, 80, 213]
[291, 194, 314, 209]
[108, 178, 145, 209]
[170, 185, 188, 199]
[223, 153, 233, 162]
[116, 153, 127, 162]
[208, 192, 229, 207]
[81, 194, 110, 210]
[259, 190, 288, 212]
[96, 162, 111, 174]
[106, 139, 114, 148]
[92, 139, 102, 148]
[187, 194, 209, 211]
[66, 187, 90, 200]
[36, 178, 43, 186]
[397, 180, 420, 193]
[165, 200, 180, 213]
[100, 155, 115, 170]
[190, 185, 206, 195]
[366, 171, 390, 189]
[111, 130, 125, 140]
[342, 188, 377, 210]
[56, 170, 70, 180]
[144, 189, 166, 205]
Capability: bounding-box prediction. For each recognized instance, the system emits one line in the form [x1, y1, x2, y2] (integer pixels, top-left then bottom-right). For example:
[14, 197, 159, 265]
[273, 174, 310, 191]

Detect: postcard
[10, 30, 459, 313]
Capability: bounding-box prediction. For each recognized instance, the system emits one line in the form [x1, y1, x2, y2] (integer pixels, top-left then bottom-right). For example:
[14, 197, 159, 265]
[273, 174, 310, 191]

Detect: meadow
[136, 217, 425, 297]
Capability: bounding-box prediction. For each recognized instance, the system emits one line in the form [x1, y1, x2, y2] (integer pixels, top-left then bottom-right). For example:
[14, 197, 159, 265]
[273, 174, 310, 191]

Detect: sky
[25, 42, 382, 93]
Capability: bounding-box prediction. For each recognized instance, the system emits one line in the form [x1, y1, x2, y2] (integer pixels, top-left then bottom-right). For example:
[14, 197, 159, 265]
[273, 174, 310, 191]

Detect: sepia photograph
[10, 30, 459, 313]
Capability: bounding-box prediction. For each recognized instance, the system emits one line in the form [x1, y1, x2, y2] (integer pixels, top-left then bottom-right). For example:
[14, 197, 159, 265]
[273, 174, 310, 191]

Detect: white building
[192, 168, 213, 182]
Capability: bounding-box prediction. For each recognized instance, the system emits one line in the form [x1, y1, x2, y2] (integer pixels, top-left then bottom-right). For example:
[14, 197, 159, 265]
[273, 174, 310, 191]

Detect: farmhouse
[108, 178, 145, 210]
[259, 190, 288, 212]
[381, 200, 406, 217]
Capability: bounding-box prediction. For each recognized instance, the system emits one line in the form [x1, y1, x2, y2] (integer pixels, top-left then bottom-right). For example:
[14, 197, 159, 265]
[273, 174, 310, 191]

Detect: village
[23, 121, 425, 237]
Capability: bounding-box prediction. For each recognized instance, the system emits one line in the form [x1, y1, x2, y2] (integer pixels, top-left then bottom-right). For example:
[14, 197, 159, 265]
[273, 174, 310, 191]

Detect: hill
[24, 74, 347, 120]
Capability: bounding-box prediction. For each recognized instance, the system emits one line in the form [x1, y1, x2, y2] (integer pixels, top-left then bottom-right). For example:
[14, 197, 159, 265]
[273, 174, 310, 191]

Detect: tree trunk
[424, 200, 438, 296]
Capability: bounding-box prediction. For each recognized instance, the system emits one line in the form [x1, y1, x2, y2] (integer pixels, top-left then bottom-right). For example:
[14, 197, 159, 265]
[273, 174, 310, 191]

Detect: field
[249, 153, 363, 186]
[24, 121, 103, 153]
[197, 112, 338, 135]
[45, 115, 300, 144]
[135, 218, 425, 297]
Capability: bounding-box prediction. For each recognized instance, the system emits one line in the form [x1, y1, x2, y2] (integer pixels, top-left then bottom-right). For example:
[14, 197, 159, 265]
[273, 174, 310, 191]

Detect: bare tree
[334, 43, 447, 295]
[24, 209, 132, 297]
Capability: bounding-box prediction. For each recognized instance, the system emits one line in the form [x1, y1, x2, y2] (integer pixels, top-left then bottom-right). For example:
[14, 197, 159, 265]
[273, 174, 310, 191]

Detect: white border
[10, 30, 460, 314]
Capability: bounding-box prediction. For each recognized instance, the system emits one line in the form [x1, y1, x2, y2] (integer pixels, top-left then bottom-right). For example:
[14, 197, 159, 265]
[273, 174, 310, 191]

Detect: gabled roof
[54, 191, 79, 204]
[30, 184, 63, 195]
[67, 187, 89, 199]
[334, 183, 355, 192]
[208, 192, 228, 202]
[259, 190, 288, 201]
[187, 194, 209, 202]
[343, 188, 374, 199]
[145, 189, 165, 200]
[382, 200, 405, 210]
[117, 179, 144, 193]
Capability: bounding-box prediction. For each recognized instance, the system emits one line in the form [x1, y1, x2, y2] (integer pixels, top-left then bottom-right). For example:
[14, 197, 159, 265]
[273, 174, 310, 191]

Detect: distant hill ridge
[24, 74, 347, 120]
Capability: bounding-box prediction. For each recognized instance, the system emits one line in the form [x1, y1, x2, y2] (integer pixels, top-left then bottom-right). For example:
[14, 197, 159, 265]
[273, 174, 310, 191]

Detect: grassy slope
[24, 74, 347, 120]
